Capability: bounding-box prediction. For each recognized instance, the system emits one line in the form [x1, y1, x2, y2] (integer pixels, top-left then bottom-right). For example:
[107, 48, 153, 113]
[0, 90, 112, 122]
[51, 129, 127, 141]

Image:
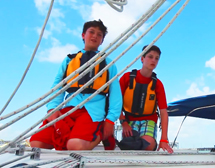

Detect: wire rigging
[0, 0, 190, 153]
[0, 0, 55, 116]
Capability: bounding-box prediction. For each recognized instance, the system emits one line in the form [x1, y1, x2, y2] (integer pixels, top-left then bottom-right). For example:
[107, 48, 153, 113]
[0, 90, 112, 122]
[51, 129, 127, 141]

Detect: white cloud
[34, 0, 52, 15]
[35, 27, 52, 39]
[49, 18, 66, 33]
[58, 0, 77, 6]
[167, 117, 215, 148]
[34, 0, 66, 17]
[34, 0, 66, 36]
[34, 0, 159, 58]
[78, 0, 157, 46]
[186, 82, 211, 97]
[205, 56, 215, 70]
[33, 1, 78, 63]
[32, 0, 160, 67]
[37, 44, 78, 63]
[170, 95, 184, 102]
[51, 8, 65, 18]
[168, 78, 215, 148]
[170, 83, 215, 102]
[66, 26, 82, 37]
[171, 75, 215, 101]
[37, 38, 78, 63]
[18, 0, 215, 150]
[0, 123, 22, 141]
[34, 0, 164, 62]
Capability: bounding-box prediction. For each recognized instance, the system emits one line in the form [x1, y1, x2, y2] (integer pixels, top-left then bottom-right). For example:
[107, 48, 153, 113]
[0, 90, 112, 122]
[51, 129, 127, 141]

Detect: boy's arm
[46, 56, 71, 111]
[102, 59, 122, 139]
[118, 72, 129, 122]
[118, 72, 133, 137]
[159, 109, 169, 140]
[105, 59, 122, 123]
[158, 108, 173, 153]
[119, 112, 133, 137]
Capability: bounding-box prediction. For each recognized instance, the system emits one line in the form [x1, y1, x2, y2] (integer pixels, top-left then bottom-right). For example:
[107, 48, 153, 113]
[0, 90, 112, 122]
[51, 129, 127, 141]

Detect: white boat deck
[1, 147, 215, 168]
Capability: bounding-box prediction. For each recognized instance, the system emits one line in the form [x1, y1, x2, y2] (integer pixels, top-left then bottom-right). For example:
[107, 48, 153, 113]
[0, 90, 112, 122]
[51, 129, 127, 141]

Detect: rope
[0, 0, 188, 153]
[0, 0, 165, 148]
[57, 161, 80, 168]
[52, 158, 77, 168]
[16, 0, 183, 145]
[0, 0, 165, 122]
[3, 152, 82, 168]
[19, 158, 215, 167]
[0, 145, 206, 155]
[21, 157, 72, 168]
[0, 152, 34, 167]
[3, 148, 213, 156]
[73, 151, 212, 156]
[0, 0, 55, 116]
[105, 0, 128, 12]
[86, 157, 215, 166]
[2, 149, 215, 167]
[3, 152, 215, 167]
[0, 0, 166, 132]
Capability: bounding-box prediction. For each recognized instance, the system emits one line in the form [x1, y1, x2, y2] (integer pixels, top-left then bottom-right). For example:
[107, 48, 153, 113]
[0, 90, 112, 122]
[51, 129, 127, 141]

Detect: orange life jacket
[65, 51, 109, 95]
[123, 69, 157, 116]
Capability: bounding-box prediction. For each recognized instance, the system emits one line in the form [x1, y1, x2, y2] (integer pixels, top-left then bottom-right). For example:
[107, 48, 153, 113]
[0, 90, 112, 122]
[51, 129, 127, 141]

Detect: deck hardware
[15, 144, 25, 156]
[30, 147, 41, 160]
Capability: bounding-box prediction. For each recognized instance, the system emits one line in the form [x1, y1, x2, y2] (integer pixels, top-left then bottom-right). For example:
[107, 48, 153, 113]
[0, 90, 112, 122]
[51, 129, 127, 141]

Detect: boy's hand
[103, 121, 114, 140]
[157, 142, 174, 154]
[46, 110, 62, 123]
[122, 122, 133, 137]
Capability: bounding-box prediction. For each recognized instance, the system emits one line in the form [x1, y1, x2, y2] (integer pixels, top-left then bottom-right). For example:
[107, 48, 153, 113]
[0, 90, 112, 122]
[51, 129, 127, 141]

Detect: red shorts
[30, 107, 102, 150]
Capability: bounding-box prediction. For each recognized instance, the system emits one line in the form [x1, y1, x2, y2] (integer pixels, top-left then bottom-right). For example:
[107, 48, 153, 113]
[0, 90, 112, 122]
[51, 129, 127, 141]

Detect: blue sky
[1, 0, 215, 149]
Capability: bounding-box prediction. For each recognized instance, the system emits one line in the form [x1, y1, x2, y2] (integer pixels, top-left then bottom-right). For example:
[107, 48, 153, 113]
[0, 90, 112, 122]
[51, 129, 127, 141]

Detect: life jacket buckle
[130, 74, 136, 77]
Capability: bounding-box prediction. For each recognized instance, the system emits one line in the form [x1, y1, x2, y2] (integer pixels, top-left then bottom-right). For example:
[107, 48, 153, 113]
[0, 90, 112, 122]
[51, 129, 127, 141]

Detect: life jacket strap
[67, 53, 78, 59]
[129, 69, 137, 89]
[66, 87, 107, 95]
[79, 51, 96, 86]
[62, 53, 78, 80]
[151, 72, 157, 90]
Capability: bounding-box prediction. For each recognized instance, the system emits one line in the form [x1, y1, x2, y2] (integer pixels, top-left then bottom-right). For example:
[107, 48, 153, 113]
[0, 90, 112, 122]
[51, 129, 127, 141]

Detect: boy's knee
[141, 135, 157, 151]
[66, 137, 100, 150]
[30, 141, 40, 148]
[30, 141, 53, 149]
[145, 142, 157, 151]
[66, 139, 87, 150]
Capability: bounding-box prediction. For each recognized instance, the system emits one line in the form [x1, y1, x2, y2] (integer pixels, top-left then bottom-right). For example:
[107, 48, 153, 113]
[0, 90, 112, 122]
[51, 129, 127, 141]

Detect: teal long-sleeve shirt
[46, 50, 122, 123]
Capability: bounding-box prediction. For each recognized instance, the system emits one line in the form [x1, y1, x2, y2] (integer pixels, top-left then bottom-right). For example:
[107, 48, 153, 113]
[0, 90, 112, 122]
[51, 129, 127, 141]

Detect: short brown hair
[142, 45, 161, 57]
[82, 19, 108, 40]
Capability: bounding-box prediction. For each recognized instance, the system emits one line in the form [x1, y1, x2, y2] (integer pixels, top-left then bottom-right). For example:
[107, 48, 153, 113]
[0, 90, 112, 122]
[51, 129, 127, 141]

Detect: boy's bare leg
[141, 135, 156, 150]
[66, 135, 101, 150]
[30, 141, 54, 149]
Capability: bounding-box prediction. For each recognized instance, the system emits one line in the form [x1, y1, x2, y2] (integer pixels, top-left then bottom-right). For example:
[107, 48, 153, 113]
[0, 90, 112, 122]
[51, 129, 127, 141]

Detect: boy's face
[82, 26, 104, 51]
[141, 50, 160, 70]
